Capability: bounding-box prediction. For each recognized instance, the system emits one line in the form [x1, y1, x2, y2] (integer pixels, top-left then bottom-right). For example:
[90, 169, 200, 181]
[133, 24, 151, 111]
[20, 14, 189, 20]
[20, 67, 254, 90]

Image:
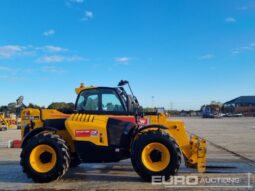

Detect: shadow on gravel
[0, 162, 141, 183]
[1, 160, 254, 184]
[0, 161, 20, 165]
[206, 165, 236, 169]
[16, 189, 73, 191]
[63, 173, 141, 182]
[63, 166, 141, 182]
[0, 161, 31, 183]
[205, 165, 237, 173]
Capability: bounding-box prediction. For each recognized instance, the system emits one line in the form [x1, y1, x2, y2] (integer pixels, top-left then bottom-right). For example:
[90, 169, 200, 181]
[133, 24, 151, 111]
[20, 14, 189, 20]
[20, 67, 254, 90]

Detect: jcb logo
[90, 130, 98, 137]
[138, 118, 148, 125]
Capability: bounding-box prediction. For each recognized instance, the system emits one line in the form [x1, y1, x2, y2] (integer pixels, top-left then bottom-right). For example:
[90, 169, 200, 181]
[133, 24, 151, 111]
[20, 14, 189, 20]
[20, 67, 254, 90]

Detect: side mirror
[118, 80, 129, 86]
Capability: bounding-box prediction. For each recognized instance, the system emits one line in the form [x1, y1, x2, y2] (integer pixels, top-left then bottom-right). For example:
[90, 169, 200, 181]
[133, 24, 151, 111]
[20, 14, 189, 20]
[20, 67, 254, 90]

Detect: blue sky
[0, 0, 255, 110]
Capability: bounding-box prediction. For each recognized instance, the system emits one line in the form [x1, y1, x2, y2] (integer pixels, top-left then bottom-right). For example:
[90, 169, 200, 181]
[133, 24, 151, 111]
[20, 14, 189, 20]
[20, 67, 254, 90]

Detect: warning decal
[75, 129, 98, 137]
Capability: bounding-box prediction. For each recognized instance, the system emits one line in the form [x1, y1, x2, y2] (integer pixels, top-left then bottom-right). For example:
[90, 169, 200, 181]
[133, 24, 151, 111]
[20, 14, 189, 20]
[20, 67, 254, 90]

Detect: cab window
[102, 89, 124, 112]
[76, 89, 99, 111]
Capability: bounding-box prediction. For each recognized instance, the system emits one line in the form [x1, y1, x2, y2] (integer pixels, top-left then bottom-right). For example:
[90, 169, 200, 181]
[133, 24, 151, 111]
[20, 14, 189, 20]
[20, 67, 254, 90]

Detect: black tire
[131, 130, 181, 181]
[20, 132, 70, 183]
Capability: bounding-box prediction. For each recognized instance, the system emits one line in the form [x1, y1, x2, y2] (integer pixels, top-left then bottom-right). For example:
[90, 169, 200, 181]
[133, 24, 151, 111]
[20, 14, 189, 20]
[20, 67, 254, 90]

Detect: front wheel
[20, 132, 70, 183]
[131, 130, 181, 181]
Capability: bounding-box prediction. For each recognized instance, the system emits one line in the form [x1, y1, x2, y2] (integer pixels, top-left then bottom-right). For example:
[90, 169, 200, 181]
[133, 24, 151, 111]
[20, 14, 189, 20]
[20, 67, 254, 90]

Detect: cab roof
[75, 83, 119, 95]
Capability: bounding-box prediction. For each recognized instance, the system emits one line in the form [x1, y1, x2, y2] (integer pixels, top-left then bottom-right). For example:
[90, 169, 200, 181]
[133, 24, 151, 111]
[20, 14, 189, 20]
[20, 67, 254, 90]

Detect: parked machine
[0, 97, 24, 130]
[20, 81, 206, 183]
[0, 112, 8, 131]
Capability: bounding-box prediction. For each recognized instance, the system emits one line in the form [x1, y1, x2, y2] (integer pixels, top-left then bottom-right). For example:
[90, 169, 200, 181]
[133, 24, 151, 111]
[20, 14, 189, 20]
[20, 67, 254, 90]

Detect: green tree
[27, 103, 42, 109]
[48, 102, 75, 114]
[143, 107, 156, 112]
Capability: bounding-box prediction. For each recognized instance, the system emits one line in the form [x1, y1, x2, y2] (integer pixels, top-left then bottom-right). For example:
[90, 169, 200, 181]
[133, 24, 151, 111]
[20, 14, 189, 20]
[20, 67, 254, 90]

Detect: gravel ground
[0, 129, 20, 142]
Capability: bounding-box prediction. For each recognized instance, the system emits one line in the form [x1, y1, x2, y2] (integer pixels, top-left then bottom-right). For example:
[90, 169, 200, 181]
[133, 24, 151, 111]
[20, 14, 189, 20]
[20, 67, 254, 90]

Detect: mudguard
[21, 126, 58, 148]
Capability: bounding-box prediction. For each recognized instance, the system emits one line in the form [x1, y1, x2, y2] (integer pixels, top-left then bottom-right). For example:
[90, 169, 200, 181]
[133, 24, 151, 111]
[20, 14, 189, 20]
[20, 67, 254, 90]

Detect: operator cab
[75, 81, 140, 115]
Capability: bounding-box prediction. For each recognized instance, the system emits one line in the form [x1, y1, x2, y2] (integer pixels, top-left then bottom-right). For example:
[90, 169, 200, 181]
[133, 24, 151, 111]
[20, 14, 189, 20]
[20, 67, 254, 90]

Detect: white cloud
[38, 45, 67, 52]
[198, 54, 214, 60]
[43, 29, 55, 36]
[232, 42, 255, 54]
[42, 66, 65, 74]
[0, 45, 25, 58]
[0, 44, 85, 64]
[37, 55, 65, 63]
[66, 55, 84, 61]
[37, 55, 84, 63]
[86, 11, 93, 18]
[0, 74, 23, 81]
[65, 0, 84, 8]
[225, 17, 236, 23]
[0, 66, 33, 75]
[238, 4, 255, 10]
[69, 0, 84, 3]
[82, 11, 93, 21]
[232, 50, 239, 54]
[0, 66, 18, 74]
[0, 66, 12, 71]
[250, 42, 255, 47]
[0, 66, 26, 81]
[115, 57, 130, 64]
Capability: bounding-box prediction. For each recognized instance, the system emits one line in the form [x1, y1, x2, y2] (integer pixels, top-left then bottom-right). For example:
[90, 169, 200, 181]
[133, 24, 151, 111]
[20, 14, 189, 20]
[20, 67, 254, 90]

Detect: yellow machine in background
[20, 81, 206, 183]
[0, 112, 8, 131]
[0, 112, 21, 130]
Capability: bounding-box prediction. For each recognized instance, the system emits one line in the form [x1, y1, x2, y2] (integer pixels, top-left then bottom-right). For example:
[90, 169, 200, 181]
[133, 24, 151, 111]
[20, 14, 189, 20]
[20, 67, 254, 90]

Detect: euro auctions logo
[152, 173, 253, 188]
[152, 175, 199, 187]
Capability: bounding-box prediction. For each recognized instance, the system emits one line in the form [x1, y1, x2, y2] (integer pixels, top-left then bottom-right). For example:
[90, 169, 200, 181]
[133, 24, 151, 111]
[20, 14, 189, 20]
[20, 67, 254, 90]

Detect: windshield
[76, 88, 126, 113]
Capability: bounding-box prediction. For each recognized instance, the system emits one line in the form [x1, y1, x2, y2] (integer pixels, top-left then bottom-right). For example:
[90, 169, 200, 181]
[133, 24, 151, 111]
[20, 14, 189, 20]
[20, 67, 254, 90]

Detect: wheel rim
[141, 142, 170, 172]
[29, 144, 57, 173]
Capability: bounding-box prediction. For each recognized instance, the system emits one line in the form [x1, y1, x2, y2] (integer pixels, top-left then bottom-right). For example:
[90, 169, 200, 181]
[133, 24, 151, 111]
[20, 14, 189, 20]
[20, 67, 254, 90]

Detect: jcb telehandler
[20, 80, 206, 183]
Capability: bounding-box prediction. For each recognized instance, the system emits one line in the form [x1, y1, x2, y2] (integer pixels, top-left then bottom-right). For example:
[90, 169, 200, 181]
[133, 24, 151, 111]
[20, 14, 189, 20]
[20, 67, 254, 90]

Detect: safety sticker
[75, 129, 98, 137]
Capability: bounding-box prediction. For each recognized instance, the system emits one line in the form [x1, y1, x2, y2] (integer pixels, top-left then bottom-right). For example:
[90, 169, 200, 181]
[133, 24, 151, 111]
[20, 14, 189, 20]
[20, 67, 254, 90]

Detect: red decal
[111, 116, 149, 125]
[75, 129, 98, 137]
[111, 116, 136, 123]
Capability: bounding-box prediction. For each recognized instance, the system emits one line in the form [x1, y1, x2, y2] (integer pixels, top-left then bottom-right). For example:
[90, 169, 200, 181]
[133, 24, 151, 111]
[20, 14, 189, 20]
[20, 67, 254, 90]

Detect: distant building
[222, 96, 255, 116]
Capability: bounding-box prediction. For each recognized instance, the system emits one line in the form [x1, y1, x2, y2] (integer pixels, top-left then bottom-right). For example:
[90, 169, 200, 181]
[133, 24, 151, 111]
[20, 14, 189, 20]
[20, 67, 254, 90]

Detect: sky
[0, 0, 255, 110]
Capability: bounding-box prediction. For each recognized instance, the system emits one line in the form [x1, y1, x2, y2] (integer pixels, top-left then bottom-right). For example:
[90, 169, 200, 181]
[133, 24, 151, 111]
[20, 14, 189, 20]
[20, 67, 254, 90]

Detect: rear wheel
[131, 130, 181, 181]
[20, 132, 70, 183]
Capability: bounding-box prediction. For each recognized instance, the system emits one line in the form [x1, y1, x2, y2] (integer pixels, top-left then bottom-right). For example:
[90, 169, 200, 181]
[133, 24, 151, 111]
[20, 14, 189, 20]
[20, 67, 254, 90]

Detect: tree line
[0, 102, 75, 115]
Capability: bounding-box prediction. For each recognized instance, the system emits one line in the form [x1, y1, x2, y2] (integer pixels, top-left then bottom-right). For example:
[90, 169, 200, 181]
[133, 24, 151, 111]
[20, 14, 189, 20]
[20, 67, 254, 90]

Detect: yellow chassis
[21, 108, 206, 173]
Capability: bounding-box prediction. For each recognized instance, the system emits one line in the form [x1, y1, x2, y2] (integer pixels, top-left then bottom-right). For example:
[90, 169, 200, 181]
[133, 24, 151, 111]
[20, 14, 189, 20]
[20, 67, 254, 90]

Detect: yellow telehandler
[0, 112, 8, 131]
[20, 80, 206, 183]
